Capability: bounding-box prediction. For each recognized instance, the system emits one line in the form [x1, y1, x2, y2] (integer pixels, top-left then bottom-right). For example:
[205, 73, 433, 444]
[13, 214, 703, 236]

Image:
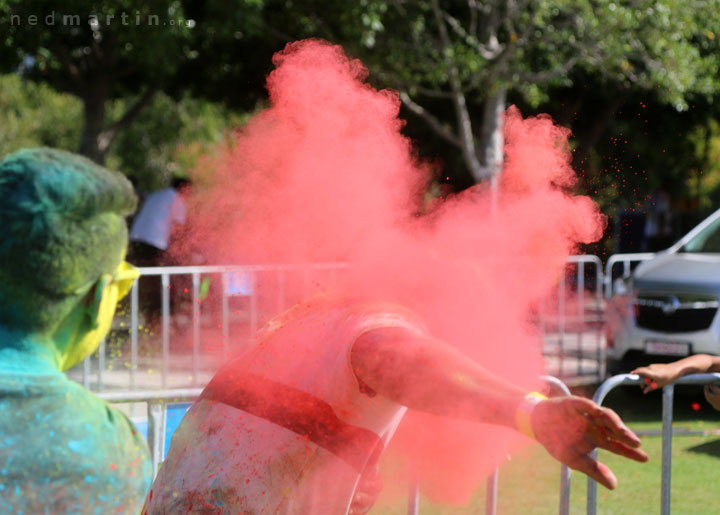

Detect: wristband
[515, 391, 548, 440]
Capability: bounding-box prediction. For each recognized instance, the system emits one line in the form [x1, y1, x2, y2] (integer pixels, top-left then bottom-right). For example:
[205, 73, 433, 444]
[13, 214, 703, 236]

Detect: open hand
[631, 363, 681, 393]
[531, 396, 648, 489]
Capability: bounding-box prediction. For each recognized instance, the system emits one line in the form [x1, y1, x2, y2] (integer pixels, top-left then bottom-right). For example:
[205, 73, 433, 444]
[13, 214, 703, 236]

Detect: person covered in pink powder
[145, 293, 647, 514]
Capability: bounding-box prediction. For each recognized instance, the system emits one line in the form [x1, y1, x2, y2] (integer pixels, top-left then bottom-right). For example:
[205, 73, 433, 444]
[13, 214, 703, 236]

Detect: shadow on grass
[687, 439, 720, 458]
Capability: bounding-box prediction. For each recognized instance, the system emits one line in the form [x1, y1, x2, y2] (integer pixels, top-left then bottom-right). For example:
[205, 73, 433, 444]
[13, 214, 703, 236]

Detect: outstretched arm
[351, 327, 647, 490]
[633, 355, 720, 409]
[632, 355, 720, 392]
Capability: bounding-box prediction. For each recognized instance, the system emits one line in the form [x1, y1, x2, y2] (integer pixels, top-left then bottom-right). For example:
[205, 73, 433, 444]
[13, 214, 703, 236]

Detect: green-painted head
[0, 148, 137, 339]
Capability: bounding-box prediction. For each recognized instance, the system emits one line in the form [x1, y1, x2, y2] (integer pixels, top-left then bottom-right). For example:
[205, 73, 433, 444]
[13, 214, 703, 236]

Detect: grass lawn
[374, 385, 720, 514]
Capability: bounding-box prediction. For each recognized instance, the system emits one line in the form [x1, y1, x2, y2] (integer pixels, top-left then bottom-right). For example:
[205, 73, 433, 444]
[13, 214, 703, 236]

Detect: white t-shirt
[129, 188, 186, 250]
[145, 299, 426, 514]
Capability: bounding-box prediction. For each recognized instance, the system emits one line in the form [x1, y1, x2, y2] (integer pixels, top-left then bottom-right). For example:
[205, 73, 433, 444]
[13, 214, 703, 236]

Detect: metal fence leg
[147, 401, 165, 479]
[661, 384, 674, 515]
[250, 271, 258, 336]
[559, 465, 570, 515]
[407, 479, 419, 515]
[222, 272, 229, 360]
[82, 352, 90, 389]
[162, 273, 170, 388]
[594, 262, 603, 383]
[485, 467, 498, 515]
[542, 375, 572, 515]
[192, 273, 200, 386]
[577, 262, 585, 378]
[130, 281, 139, 417]
[98, 337, 106, 392]
[558, 272, 566, 377]
[586, 447, 599, 515]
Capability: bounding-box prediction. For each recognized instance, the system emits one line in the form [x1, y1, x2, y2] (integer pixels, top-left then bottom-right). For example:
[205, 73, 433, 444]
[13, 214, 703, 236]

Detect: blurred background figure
[643, 182, 674, 252]
[128, 177, 191, 323]
[129, 177, 190, 268]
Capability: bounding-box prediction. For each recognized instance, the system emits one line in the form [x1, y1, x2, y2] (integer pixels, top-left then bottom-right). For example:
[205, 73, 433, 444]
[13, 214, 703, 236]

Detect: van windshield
[682, 215, 720, 253]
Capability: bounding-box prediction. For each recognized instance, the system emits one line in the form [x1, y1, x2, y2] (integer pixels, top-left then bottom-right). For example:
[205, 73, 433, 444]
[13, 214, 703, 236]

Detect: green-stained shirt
[0, 370, 151, 514]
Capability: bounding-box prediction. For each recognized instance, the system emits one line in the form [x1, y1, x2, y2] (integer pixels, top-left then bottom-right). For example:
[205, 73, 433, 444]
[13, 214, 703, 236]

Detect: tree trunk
[451, 86, 486, 184]
[478, 86, 506, 191]
[78, 81, 111, 164]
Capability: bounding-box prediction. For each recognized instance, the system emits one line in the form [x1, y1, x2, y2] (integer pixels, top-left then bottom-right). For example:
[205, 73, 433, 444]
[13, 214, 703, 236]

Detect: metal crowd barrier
[80, 254, 662, 396]
[539, 255, 604, 383]
[587, 372, 720, 515]
[97, 388, 203, 478]
[603, 253, 655, 298]
[407, 375, 573, 515]
[78, 262, 346, 396]
[80, 253, 679, 396]
[79, 256, 612, 397]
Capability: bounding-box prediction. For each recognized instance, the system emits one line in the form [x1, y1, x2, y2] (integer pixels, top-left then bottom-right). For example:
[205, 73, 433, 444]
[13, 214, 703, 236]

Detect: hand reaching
[531, 396, 648, 489]
[631, 363, 681, 393]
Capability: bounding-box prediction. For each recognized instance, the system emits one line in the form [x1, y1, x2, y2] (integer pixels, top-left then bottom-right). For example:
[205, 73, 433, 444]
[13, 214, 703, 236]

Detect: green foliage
[0, 0, 265, 162]
[0, 72, 244, 190]
[0, 1, 195, 95]
[688, 119, 720, 210]
[1, 0, 719, 213]
[108, 92, 250, 191]
[0, 73, 82, 155]
[266, 0, 720, 197]
[354, 0, 720, 107]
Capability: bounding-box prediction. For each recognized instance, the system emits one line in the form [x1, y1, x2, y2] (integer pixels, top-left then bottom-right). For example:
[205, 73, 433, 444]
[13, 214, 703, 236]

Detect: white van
[606, 208, 720, 374]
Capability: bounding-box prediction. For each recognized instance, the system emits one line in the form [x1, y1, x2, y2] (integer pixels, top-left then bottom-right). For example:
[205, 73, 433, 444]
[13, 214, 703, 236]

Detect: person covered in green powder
[0, 148, 152, 513]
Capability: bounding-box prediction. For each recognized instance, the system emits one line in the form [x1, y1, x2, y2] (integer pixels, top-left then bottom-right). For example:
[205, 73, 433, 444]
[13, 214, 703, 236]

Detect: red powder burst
[175, 39, 605, 505]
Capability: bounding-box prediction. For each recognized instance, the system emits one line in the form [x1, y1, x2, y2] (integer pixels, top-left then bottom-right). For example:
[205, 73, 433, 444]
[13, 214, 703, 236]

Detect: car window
[683, 215, 720, 252]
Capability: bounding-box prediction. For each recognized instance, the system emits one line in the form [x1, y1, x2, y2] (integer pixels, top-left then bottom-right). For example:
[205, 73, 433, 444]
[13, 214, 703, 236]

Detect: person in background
[643, 183, 674, 252]
[129, 177, 189, 267]
[633, 356, 720, 408]
[0, 148, 151, 513]
[145, 294, 648, 514]
[128, 177, 191, 322]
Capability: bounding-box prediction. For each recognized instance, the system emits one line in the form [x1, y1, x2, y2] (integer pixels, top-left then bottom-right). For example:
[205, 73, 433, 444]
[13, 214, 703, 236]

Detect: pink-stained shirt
[145, 298, 426, 514]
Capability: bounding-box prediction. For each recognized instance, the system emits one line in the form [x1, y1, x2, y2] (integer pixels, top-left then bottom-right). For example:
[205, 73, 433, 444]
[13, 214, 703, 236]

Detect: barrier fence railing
[538, 255, 604, 384]
[97, 388, 203, 479]
[587, 372, 720, 515]
[77, 254, 634, 398]
[603, 252, 655, 299]
[73, 262, 347, 404]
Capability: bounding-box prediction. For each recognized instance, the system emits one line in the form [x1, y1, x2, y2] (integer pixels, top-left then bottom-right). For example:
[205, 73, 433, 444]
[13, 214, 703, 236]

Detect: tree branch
[515, 56, 579, 83]
[430, 0, 488, 181]
[399, 91, 461, 148]
[468, 0, 478, 37]
[408, 85, 454, 99]
[442, 10, 502, 60]
[99, 86, 158, 152]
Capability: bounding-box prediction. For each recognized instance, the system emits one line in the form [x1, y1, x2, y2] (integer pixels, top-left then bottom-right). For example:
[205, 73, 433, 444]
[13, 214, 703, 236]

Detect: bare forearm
[668, 354, 720, 376]
[350, 328, 528, 428]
